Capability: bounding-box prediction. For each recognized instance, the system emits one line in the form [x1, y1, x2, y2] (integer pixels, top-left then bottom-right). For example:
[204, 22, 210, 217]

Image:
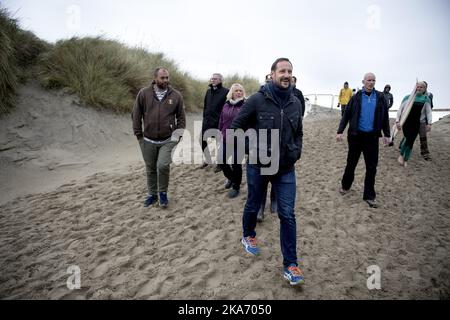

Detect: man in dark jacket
[382, 84, 395, 146]
[292, 76, 305, 117]
[132, 67, 186, 208]
[336, 72, 390, 208]
[199, 73, 229, 169]
[230, 57, 304, 286]
[383, 84, 394, 109]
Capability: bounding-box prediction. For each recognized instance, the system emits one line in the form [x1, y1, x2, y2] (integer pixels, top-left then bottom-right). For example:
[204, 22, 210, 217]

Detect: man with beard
[132, 67, 186, 208]
[231, 58, 305, 286]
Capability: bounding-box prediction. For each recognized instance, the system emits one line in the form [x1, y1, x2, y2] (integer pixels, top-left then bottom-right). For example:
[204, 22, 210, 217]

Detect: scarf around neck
[229, 97, 244, 105]
[268, 81, 293, 107]
[402, 93, 430, 105]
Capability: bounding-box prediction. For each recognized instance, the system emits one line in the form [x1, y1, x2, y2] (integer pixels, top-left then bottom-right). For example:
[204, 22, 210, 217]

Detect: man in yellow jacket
[338, 82, 353, 117]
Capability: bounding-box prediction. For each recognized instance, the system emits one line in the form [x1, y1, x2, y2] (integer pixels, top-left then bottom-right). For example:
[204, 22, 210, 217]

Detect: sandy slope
[0, 82, 142, 205]
[0, 85, 449, 299]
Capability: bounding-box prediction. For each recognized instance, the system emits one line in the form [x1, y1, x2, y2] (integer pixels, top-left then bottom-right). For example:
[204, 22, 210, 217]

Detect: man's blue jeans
[243, 164, 297, 267]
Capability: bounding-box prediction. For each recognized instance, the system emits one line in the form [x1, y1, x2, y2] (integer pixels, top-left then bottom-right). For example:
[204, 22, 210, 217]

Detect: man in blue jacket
[230, 57, 304, 286]
[336, 72, 390, 208]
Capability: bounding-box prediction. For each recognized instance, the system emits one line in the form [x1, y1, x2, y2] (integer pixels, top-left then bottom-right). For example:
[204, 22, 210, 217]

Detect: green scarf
[402, 93, 430, 105]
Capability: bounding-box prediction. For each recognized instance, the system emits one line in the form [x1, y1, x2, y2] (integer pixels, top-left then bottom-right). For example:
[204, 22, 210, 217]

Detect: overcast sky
[3, 0, 449, 109]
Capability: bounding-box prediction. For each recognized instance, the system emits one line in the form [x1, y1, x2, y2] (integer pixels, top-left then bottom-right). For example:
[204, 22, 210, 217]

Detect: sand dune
[0, 85, 449, 299]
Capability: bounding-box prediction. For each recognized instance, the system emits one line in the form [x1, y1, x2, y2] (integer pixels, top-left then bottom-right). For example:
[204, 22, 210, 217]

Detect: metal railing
[389, 108, 450, 112]
[304, 94, 339, 111]
[304, 93, 450, 113]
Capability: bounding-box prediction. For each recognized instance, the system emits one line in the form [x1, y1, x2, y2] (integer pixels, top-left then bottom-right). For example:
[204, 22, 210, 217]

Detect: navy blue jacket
[230, 84, 303, 173]
[337, 90, 390, 137]
[293, 87, 305, 117]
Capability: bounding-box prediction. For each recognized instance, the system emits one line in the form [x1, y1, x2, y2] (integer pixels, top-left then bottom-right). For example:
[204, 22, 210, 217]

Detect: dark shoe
[227, 188, 239, 199]
[159, 192, 168, 208]
[388, 142, 394, 147]
[198, 163, 208, 169]
[422, 154, 431, 161]
[365, 199, 378, 208]
[144, 194, 157, 207]
[224, 180, 232, 189]
[339, 188, 350, 195]
[214, 165, 222, 173]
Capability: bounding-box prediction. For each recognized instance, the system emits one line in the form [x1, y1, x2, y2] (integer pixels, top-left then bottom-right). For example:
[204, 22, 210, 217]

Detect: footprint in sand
[205, 269, 223, 289]
[92, 260, 109, 278]
[159, 275, 175, 297]
[303, 221, 320, 235]
[159, 240, 181, 251]
[182, 256, 210, 275]
[136, 275, 174, 298]
[131, 245, 145, 256]
[243, 291, 266, 300]
[204, 229, 221, 242]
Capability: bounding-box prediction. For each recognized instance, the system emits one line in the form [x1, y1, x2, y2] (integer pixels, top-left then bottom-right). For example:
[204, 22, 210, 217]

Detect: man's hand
[336, 133, 344, 142]
[426, 124, 432, 132]
[396, 122, 401, 130]
[382, 137, 389, 145]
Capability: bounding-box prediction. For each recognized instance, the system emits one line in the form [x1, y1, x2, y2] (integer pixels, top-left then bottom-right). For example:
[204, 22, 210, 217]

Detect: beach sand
[0, 84, 449, 299]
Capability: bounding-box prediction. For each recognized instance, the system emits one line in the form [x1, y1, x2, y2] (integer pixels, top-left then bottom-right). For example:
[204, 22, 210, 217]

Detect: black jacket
[230, 84, 303, 173]
[382, 91, 394, 109]
[202, 83, 229, 130]
[337, 90, 390, 137]
[293, 86, 305, 117]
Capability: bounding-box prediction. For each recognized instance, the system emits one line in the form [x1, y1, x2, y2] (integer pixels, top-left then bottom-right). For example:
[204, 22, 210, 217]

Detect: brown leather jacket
[132, 85, 186, 140]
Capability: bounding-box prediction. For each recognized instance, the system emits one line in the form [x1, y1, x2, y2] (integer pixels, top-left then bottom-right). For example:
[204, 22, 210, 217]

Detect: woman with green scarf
[396, 82, 432, 167]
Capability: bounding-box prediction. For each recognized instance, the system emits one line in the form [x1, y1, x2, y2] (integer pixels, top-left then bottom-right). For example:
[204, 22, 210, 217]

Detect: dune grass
[0, 21, 17, 116]
[38, 37, 211, 113]
[38, 37, 261, 113]
[1, 7, 260, 116]
[0, 8, 50, 116]
[223, 74, 261, 97]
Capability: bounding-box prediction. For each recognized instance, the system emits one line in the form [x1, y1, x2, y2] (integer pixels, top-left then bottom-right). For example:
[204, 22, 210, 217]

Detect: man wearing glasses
[199, 73, 229, 169]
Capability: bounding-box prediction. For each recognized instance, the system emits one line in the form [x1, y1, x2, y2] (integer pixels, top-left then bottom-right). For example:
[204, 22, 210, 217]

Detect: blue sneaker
[283, 264, 305, 285]
[241, 236, 260, 256]
[144, 194, 157, 207]
[159, 192, 168, 208]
